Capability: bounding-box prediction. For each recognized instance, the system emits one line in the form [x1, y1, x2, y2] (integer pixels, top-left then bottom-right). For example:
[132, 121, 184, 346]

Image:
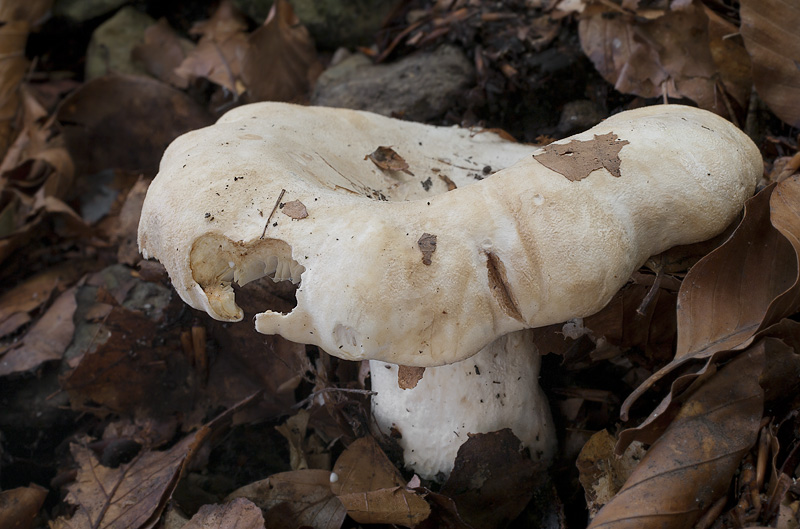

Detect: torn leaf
[418, 233, 437, 265]
[281, 200, 308, 219]
[366, 146, 413, 175]
[534, 133, 630, 181]
[398, 365, 425, 389]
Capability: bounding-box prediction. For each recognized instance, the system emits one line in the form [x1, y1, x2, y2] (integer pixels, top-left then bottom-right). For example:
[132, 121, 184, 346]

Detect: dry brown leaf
[52, 433, 201, 529]
[0, 287, 76, 376]
[441, 429, 544, 529]
[174, 0, 249, 94]
[181, 498, 265, 529]
[241, 0, 322, 103]
[113, 177, 150, 265]
[534, 132, 629, 181]
[132, 19, 193, 90]
[417, 232, 437, 265]
[0, 13, 29, 157]
[576, 430, 646, 517]
[281, 199, 308, 219]
[397, 365, 425, 389]
[331, 436, 405, 495]
[332, 437, 429, 527]
[620, 184, 792, 419]
[226, 469, 347, 529]
[589, 344, 764, 529]
[578, 2, 736, 115]
[275, 410, 312, 470]
[365, 146, 414, 175]
[740, 0, 800, 128]
[57, 75, 213, 177]
[0, 484, 48, 529]
[705, 6, 751, 108]
[0, 263, 82, 338]
[337, 487, 431, 528]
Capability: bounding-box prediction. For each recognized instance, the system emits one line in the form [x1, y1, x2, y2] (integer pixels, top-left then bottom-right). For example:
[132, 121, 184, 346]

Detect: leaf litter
[4, 1, 800, 528]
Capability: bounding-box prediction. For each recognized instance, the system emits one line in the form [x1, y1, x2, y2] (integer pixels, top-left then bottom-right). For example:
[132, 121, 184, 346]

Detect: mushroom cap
[138, 102, 761, 366]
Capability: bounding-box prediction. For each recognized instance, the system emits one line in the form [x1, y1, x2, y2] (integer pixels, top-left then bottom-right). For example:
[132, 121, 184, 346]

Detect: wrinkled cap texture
[138, 102, 761, 367]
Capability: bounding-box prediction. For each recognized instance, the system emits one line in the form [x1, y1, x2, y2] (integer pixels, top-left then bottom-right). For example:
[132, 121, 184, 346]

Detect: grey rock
[232, 0, 398, 49]
[54, 0, 129, 22]
[85, 6, 154, 80]
[312, 45, 475, 122]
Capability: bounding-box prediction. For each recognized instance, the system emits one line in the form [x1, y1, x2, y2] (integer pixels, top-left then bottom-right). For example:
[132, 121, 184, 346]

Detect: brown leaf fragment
[576, 430, 646, 517]
[331, 437, 405, 496]
[441, 429, 544, 529]
[417, 233, 437, 265]
[397, 365, 425, 389]
[226, 469, 346, 529]
[181, 498, 265, 529]
[366, 146, 414, 175]
[534, 132, 629, 181]
[281, 199, 308, 219]
[438, 173, 457, 190]
[337, 487, 431, 528]
[0, 484, 48, 529]
[740, 0, 800, 128]
[132, 19, 193, 90]
[589, 344, 764, 529]
[52, 433, 200, 529]
[241, 0, 322, 103]
[57, 75, 213, 177]
[0, 287, 77, 376]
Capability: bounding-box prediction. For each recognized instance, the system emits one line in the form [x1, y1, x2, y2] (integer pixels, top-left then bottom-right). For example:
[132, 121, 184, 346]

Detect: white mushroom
[138, 102, 761, 479]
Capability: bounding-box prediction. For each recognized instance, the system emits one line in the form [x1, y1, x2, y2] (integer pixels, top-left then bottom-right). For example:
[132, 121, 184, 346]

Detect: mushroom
[138, 102, 761, 479]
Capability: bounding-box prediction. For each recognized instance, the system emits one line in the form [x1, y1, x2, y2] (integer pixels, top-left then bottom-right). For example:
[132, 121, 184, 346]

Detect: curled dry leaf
[226, 469, 347, 529]
[533, 132, 629, 181]
[589, 344, 764, 529]
[182, 498, 265, 529]
[0, 484, 48, 529]
[740, 0, 800, 128]
[241, 0, 322, 103]
[365, 146, 414, 175]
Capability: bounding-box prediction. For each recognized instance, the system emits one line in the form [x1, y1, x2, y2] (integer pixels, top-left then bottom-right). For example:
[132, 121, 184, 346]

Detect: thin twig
[260, 188, 286, 239]
[292, 387, 376, 410]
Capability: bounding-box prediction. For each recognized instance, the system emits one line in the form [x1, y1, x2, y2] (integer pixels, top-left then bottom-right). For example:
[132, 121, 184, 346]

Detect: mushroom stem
[370, 329, 556, 481]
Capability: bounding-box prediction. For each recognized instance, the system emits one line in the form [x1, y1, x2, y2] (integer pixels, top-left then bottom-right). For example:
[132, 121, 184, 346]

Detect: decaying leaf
[241, 0, 322, 103]
[182, 498, 265, 529]
[0, 288, 77, 376]
[332, 437, 430, 527]
[740, 0, 800, 128]
[365, 146, 414, 175]
[173, 0, 249, 95]
[0, 484, 48, 529]
[578, 2, 742, 116]
[281, 200, 308, 219]
[417, 233, 437, 265]
[534, 133, 629, 181]
[226, 469, 347, 529]
[576, 429, 646, 516]
[52, 433, 202, 529]
[57, 75, 213, 177]
[132, 19, 194, 90]
[397, 365, 425, 389]
[441, 429, 544, 529]
[589, 345, 764, 529]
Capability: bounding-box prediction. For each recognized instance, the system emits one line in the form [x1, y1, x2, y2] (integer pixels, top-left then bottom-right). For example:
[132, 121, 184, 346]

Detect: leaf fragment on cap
[281, 200, 308, 219]
[534, 132, 630, 181]
[417, 233, 437, 265]
[365, 146, 414, 175]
